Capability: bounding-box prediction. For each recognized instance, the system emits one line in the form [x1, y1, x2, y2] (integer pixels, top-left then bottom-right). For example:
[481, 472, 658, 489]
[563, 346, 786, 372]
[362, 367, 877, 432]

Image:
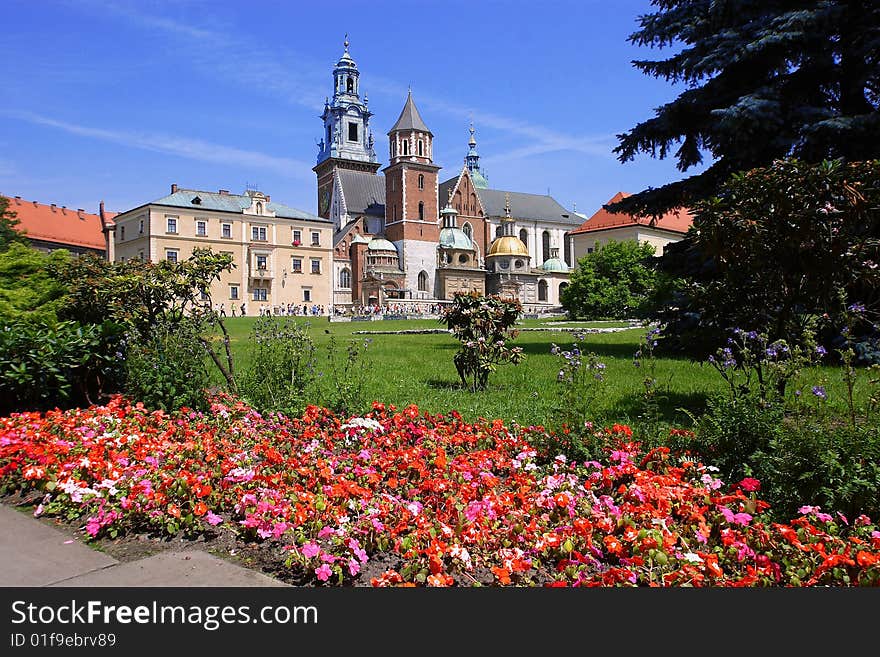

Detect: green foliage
[0, 319, 123, 414]
[549, 333, 607, 436]
[613, 1, 880, 217]
[658, 159, 880, 356]
[123, 317, 211, 412]
[313, 335, 372, 416]
[237, 316, 317, 417]
[0, 196, 28, 251]
[440, 292, 524, 392]
[0, 243, 70, 324]
[561, 239, 661, 320]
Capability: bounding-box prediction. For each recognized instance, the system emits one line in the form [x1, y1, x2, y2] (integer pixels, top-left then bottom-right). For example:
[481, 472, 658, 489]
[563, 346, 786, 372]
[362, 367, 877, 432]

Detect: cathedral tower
[465, 122, 489, 189]
[383, 90, 441, 299]
[313, 36, 380, 218]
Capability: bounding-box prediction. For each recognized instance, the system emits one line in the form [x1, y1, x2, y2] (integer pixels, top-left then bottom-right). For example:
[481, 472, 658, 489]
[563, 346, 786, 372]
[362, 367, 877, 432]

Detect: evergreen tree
[612, 0, 880, 217]
[0, 196, 27, 250]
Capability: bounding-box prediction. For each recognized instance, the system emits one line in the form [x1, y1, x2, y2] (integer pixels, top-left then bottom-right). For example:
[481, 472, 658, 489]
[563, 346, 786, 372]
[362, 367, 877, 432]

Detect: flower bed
[1, 395, 878, 586]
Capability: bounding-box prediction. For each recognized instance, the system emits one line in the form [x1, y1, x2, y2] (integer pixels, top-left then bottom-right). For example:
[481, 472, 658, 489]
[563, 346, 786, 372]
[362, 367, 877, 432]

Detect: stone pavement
[0, 505, 288, 587]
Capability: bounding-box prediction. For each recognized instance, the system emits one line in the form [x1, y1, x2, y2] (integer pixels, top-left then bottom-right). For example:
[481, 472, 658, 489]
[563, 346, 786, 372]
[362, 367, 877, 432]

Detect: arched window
[256, 201, 263, 215]
[519, 228, 528, 247]
[418, 140, 424, 156]
[495, 225, 502, 239]
[418, 270, 429, 292]
[462, 222, 472, 240]
[542, 230, 551, 263]
[418, 174, 424, 190]
[538, 280, 548, 301]
[340, 268, 352, 289]
[559, 282, 569, 297]
[418, 201, 424, 221]
[346, 77, 353, 93]
[564, 237, 572, 266]
[402, 140, 409, 156]
[458, 254, 469, 264]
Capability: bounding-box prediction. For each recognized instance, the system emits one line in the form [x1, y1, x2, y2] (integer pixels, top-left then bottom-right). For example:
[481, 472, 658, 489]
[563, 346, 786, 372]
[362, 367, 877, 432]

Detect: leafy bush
[0, 243, 70, 324]
[440, 292, 524, 392]
[0, 319, 123, 414]
[561, 239, 665, 320]
[123, 317, 211, 412]
[313, 336, 372, 416]
[237, 316, 317, 417]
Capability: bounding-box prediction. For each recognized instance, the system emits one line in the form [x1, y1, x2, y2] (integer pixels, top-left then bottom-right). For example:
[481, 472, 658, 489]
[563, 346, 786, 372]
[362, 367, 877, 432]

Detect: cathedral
[315, 38, 578, 312]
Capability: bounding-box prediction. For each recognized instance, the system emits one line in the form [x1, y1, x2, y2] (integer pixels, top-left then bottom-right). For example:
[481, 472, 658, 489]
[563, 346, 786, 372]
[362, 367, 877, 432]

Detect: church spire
[465, 121, 489, 188]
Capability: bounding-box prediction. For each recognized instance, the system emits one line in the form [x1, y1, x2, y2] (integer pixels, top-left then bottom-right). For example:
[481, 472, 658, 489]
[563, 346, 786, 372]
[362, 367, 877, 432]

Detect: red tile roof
[5, 195, 109, 251]
[569, 192, 693, 235]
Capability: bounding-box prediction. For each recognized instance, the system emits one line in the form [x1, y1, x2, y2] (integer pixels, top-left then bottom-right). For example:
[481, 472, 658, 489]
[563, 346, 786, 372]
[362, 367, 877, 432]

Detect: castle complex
[316, 38, 578, 311]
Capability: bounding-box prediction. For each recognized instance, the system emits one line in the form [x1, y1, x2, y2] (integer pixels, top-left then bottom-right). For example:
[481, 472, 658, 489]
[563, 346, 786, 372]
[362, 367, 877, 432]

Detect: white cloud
[5, 111, 313, 179]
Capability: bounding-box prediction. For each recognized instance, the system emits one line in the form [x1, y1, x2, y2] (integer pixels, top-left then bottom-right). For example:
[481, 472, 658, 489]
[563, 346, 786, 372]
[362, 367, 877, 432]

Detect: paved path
[0, 505, 288, 587]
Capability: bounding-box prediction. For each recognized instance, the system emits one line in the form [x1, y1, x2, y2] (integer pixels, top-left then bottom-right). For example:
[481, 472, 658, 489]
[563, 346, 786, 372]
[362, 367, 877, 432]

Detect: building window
[166, 216, 178, 234]
[256, 201, 263, 215]
[417, 139, 423, 156]
[229, 285, 239, 300]
[542, 230, 551, 263]
[458, 254, 469, 264]
[165, 249, 179, 263]
[346, 76, 354, 93]
[138, 219, 144, 234]
[251, 226, 267, 241]
[538, 279, 548, 301]
[120, 226, 125, 240]
[292, 229, 302, 245]
[495, 225, 502, 239]
[303, 289, 312, 302]
[515, 259, 524, 269]
[339, 268, 351, 288]
[418, 270, 429, 292]
[196, 220, 207, 236]
[222, 223, 232, 239]
[291, 257, 302, 273]
[311, 231, 320, 246]
[200, 289, 210, 302]
[519, 228, 528, 248]
[393, 205, 398, 221]
[311, 258, 321, 274]
[559, 282, 569, 296]
[253, 287, 267, 301]
[462, 223, 472, 240]
[587, 247, 594, 254]
[418, 174, 424, 190]
[418, 201, 424, 221]
[402, 140, 409, 156]
[564, 238, 572, 266]
[348, 122, 359, 142]
[255, 254, 268, 271]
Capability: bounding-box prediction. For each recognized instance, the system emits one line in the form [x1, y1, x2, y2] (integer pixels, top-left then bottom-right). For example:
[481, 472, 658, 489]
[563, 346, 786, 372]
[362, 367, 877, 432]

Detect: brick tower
[383, 90, 441, 299]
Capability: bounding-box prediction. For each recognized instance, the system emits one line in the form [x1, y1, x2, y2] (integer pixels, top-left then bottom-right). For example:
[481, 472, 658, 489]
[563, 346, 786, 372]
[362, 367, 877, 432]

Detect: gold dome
[488, 235, 529, 257]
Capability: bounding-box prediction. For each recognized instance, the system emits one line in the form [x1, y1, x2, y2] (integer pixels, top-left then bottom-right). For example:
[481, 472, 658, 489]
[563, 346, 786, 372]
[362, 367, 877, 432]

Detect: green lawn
[214, 316, 866, 429]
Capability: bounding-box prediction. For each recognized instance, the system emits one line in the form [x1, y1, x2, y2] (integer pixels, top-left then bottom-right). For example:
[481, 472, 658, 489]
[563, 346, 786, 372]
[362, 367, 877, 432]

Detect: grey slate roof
[338, 170, 386, 217]
[151, 189, 330, 222]
[388, 91, 432, 135]
[438, 175, 580, 226]
[476, 188, 580, 225]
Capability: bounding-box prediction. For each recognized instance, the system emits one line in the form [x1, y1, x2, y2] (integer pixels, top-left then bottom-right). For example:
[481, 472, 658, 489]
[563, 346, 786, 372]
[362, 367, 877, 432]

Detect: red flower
[738, 477, 761, 492]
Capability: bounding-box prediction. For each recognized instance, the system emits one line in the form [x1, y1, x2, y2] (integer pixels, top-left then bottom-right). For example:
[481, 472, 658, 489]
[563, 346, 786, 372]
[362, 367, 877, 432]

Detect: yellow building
[111, 185, 333, 315]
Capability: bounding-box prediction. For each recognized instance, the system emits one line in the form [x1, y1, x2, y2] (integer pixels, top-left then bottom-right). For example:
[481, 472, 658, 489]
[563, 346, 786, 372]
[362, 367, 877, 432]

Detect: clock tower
[313, 35, 381, 220]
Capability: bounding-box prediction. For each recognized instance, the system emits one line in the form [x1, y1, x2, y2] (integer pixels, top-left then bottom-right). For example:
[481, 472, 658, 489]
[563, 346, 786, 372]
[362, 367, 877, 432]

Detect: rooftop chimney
[77, 209, 85, 219]
[51, 203, 57, 212]
[171, 184, 178, 194]
[61, 206, 67, 214]
[99, 200, 105, 218]
[218, 189, 230, 195]
[33, 200, 38, 207]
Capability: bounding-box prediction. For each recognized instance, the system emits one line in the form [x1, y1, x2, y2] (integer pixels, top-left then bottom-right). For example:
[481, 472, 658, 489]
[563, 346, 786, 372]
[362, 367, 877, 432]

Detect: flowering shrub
[1, 396, 878, 587]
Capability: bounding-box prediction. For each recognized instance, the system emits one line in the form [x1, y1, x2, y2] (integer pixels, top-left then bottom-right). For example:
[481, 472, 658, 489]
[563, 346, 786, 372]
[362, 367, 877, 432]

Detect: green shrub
[0, 319, 123, 413]
[313, 336, 372, 416]
[237, 316, 317, 417]
[123, 317, 210, 411]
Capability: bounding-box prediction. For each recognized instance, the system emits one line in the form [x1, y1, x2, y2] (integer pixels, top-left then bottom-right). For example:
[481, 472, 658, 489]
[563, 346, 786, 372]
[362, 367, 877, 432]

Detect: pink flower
[719, 506, 752, 526]
[315, 564, 332, 582]
[302, 542, 320, 558]
[348, 558, 360, 576]
[205, 512, 223, 526]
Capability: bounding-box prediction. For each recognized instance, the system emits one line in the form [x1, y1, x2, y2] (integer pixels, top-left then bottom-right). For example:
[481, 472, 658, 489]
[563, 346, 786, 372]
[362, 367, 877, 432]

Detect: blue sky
[0, 0, 706, 218]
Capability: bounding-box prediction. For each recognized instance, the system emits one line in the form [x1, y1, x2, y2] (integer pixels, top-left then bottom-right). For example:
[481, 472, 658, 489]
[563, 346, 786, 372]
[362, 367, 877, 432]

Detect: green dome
[368, 237, 397, 252]
[439, 227, 472, 250]
[541, 257, 569, 273]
